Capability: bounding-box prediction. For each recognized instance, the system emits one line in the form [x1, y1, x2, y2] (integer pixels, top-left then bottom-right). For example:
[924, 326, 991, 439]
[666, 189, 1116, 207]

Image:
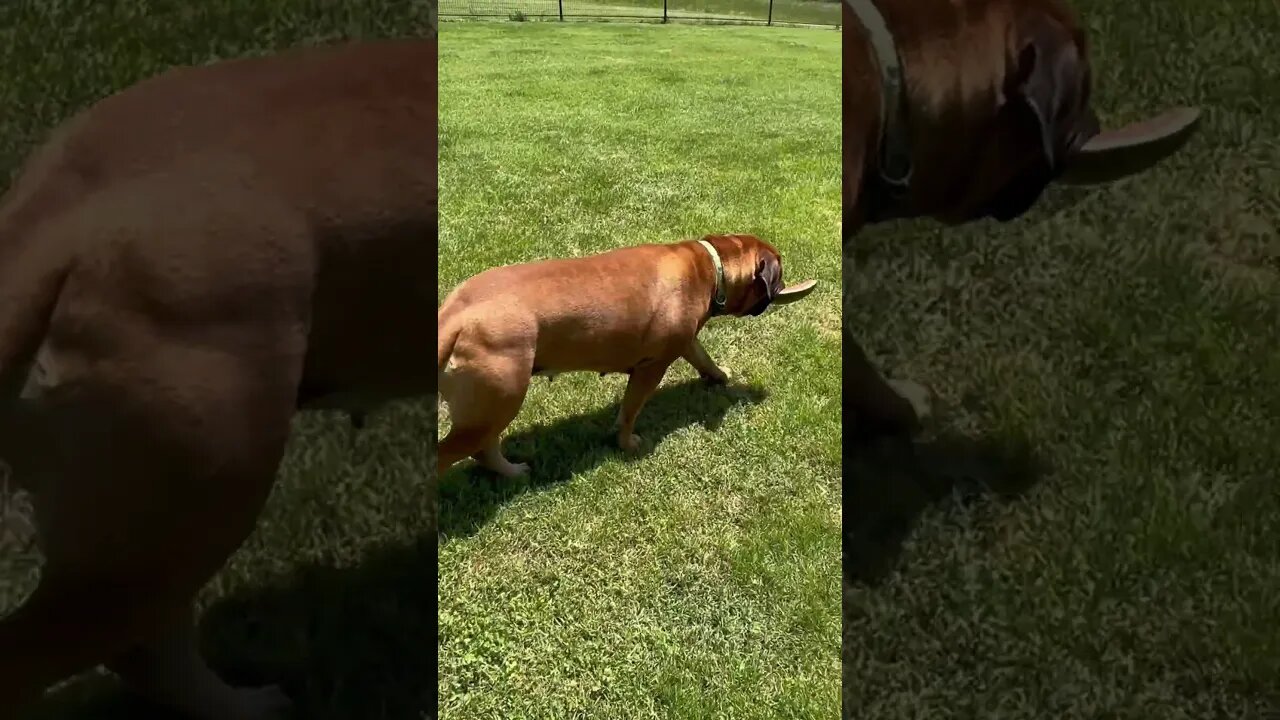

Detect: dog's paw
[618, 432, 643, 453]
[887, 379, 934, 425]
[227, 684, 293, 720]
[700, 367, 730, 386]
[476, 453, 530, 479]
[497, 462, 531, 479]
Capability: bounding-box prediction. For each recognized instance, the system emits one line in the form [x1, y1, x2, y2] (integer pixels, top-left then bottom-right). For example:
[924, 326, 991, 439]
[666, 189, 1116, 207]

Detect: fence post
[662, 0, 668, 23]
[559, 0, 564, 20]
[767, 0, 773, 25]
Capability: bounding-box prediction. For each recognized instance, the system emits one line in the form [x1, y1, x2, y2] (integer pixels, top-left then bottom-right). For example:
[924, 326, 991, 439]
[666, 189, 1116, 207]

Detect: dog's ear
[746, 252, 782, 316]
[757, 252, 783, 296]
[1006, 16, 1100, 174]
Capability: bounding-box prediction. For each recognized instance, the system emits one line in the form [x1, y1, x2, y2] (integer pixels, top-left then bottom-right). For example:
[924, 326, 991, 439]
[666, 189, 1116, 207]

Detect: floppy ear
[746, 253, 782, 316]
[755, 253, 782, 296]
[1005, 18, 1099, 174]
[1009, 17, 1202, 186]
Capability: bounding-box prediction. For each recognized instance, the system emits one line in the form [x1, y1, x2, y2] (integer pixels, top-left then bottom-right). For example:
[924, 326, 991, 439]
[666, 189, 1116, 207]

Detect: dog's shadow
[23, 380, 763, 720]
[440, 378, 768, 539]
[24, 538, 441, 720]
[845, 429, 1046, 586]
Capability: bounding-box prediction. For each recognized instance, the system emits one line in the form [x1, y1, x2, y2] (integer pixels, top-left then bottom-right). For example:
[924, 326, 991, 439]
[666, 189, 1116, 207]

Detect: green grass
[438, 22, 839, 720]
[844, 0, 1280, 717]
[440, 0, 839, 27]
[0, 2, 441, 720]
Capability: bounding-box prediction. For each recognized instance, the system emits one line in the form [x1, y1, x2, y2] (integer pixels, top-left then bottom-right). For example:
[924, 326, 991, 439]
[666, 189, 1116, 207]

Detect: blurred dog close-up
[0, 34, 436, 720]
[843, 0, 1279, 717]
[841, 0, 1200, 439]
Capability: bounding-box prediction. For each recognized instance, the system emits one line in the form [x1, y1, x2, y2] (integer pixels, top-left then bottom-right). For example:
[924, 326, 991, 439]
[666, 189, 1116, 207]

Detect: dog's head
[704, 234, 814, 317]
[881, 0, 1200, 225]
[959, 5, 1102, 221]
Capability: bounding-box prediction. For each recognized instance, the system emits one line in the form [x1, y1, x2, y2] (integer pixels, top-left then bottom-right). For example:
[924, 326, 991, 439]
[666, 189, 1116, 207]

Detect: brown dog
[437, 234, 815, 477]
[841, 0, 1201, 437]
[0, 39, 435, 718]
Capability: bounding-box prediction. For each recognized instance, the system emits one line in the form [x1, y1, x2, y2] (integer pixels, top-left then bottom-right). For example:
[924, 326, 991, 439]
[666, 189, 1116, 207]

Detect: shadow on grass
[29, 535, 439, 720]
[844, 430, 1046, 586]
[439, 378, 768, 539]
[22, 381, 763, 720]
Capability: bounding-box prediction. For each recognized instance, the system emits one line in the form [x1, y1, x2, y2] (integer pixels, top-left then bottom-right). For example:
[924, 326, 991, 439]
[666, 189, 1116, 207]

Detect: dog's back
[438, 242, 708, 376]
[0, 39, 439, 411]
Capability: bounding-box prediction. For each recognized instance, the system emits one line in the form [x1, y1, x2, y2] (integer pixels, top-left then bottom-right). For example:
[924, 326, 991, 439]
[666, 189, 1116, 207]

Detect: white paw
[701, 367, 730, 385]
[619, 433, 643, 453]
[497, 462, 531, 479]
[887, 379, 934, 424]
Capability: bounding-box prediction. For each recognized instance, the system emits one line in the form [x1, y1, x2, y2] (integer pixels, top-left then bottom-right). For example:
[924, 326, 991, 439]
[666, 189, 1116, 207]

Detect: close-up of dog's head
[934, 1, 1200, 224]
[845, 0, 1201, 228]
[955, 4, 1101, 222]
[704, 234, 816, 317]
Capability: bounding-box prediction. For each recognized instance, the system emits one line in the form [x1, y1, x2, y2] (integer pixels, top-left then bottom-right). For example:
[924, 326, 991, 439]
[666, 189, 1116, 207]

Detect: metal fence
[439, 0, 840, 28]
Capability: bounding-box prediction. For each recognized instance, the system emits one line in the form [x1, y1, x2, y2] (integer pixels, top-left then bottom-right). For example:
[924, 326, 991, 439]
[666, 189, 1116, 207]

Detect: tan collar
[845, 0, 913, 217]
[696, 239, 728, 315]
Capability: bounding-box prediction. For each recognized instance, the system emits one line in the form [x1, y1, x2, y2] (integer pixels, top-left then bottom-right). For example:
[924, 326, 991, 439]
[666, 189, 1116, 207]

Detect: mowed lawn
[0, 3, 442, 720]
[439, 23, 840, 719]
[845, 0, 1280, 717]
[441, 0, 839, 26]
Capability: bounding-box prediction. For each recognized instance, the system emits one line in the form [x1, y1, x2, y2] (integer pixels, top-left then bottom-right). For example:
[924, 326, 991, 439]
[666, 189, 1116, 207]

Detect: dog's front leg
[844, 326, 933, 441]
[616, 359, 674, 453]
[681, 337, 729, 385]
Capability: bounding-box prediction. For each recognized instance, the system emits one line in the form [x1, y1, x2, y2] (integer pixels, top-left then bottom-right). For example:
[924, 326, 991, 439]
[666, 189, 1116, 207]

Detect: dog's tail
[437, 300, 463, 371]
[0, 222, 72, 403]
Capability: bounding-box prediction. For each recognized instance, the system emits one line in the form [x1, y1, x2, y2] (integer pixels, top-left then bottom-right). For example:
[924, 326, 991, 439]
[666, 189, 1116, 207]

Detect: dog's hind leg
[0, 319, 307, 717]
[107, 604, 291, 720]
[472, 441, 530, 479]
[0, 572, 149, 712]
[0, 591, 287, 720]
[438, 348, 533, 478]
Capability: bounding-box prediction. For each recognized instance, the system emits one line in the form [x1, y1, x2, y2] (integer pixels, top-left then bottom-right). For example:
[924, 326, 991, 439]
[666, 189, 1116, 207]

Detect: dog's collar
[845, 0, 913, 218]
[696, 239, 728, 316]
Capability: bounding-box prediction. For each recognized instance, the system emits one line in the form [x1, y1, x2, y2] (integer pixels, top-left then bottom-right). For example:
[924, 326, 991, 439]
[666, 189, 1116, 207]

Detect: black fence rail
[439, 0, 840, 27]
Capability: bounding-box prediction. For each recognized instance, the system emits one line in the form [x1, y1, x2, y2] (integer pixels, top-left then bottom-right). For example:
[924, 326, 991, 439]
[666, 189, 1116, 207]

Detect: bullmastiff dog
[0, 39, 435, 718]
[842, 0, 1201, 438]
[437, 234, 817, 477]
